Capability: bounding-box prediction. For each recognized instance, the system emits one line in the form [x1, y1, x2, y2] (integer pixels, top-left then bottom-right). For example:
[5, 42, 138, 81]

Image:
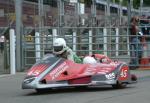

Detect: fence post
[9, 29, 16, 74]
[127, 28, 130, 56]
[103, 28, 107, 56]
[116, 28, 119, 56]
[73, 31, 77, 52]
[52, 29, 57, 42]
[35, 32, 41, 62]
[89, 30, 92, 55]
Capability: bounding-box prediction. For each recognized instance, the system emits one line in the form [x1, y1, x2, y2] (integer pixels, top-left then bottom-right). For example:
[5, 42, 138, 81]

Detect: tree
[143, 0, 150, 6]
[122, 0, 128, 6]
[133, 0, 140, 9]
[84, 0, 92, 7]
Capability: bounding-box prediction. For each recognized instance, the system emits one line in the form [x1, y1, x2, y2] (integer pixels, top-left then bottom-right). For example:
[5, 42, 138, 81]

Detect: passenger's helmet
[53, 38, 67, 55]
[83, 56, 97, 64]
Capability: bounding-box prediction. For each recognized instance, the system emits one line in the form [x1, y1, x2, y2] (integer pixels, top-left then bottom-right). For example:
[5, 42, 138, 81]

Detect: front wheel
[112, 81, 127, 89]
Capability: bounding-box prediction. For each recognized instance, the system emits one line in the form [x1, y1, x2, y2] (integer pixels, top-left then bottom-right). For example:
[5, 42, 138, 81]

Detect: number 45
[120, 69, 128, 78]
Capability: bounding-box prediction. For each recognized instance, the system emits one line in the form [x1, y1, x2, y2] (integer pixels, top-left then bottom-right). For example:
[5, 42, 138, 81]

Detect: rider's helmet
[53, 38, 67, 55]
[83, 56, 97, 64]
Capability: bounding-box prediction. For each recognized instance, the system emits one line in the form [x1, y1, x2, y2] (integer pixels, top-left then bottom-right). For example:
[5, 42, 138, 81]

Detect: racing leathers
[55, 46, 82, 63]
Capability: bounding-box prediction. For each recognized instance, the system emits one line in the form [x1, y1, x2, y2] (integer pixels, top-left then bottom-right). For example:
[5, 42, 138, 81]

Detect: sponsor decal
[50, 62, 69, 80]
[105, 72, 115, 80]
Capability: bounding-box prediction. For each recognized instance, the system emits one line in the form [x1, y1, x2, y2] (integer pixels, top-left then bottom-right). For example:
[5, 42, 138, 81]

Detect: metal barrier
[1, 0, 150, 72]
[22, 25, 150, 70]
[22, 27, 131, 69]
[0, 27, 9, 74]
[20, 0, 150, 70]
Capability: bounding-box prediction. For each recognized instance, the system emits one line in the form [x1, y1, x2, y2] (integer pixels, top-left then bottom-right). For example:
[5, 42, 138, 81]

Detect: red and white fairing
[22, 54, 137, 90]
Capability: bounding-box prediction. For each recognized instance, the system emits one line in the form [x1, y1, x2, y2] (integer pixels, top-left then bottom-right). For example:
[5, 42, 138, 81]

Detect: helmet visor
[53, 46, 64, 53]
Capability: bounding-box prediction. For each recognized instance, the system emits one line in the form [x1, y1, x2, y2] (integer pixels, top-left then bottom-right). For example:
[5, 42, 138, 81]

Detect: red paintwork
[43, 58, 119, 82]
[68, 76, 91, 84]
[118, 66, 129, 81]
[27, 64, 50, 76]
[27, 54, 126, 83]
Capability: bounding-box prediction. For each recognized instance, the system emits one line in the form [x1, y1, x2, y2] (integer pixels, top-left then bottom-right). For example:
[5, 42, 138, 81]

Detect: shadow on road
[24, 86, 135, 96]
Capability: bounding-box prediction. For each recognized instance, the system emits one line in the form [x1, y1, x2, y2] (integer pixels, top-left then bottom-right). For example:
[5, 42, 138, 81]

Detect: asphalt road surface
[0, 73, 150, 103]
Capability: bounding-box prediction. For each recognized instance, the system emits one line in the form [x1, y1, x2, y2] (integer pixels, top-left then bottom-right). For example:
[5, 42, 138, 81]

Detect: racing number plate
[118, 66, 129, 81]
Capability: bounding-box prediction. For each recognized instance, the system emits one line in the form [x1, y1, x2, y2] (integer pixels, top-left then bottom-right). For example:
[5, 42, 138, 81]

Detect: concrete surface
[0, 52, 4, 74]
[131, 69, 150, 78]
[0, 70, 150, 103]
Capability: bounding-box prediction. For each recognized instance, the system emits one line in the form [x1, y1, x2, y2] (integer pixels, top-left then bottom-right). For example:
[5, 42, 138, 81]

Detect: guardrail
[21, 25, 150, 70]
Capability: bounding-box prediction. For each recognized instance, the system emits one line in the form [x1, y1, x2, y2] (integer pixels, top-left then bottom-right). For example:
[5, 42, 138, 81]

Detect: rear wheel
[112, 81, 127, 89]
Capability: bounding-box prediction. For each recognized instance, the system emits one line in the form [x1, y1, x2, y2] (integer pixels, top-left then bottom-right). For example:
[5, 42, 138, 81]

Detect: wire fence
[0, 0, 150, 71]
[21, 25, 149, 70]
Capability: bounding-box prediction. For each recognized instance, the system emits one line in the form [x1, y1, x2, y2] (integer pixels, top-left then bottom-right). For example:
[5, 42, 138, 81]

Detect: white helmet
[83, 56, 97, 64]
[53, 38, 67, 54]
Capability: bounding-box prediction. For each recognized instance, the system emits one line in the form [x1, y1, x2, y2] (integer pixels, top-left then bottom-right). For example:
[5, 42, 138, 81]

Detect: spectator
[129, 16, 143, 69]
[140, 15, 149, 35]
[148, 16, 150, 35]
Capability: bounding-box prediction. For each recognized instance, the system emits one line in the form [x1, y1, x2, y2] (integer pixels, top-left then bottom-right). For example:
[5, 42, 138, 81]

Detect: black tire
[112, 81, 127, 89]
[74, 86, 88, 90]
[131, 74, 137, 82]
[35, 88, 51, 93]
